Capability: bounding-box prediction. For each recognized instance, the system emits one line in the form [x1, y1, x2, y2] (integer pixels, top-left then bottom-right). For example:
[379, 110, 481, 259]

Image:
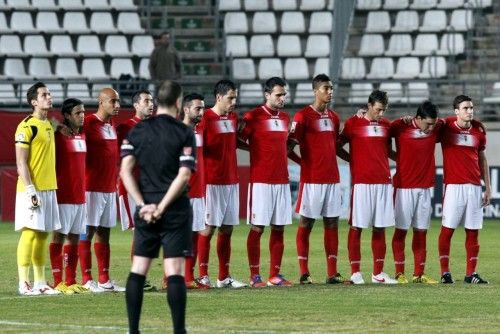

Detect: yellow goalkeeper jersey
[15, 115, 57, 192]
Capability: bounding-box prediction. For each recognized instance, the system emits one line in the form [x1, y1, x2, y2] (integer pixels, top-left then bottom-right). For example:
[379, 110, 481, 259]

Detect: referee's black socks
[166, 275, 187, 334]
[126, 272, 145, 334]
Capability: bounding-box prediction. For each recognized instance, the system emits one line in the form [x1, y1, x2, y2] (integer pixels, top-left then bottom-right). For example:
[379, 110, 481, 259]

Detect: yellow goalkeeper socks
[32, 231, 49, 283]
[17, 229, 36, 283]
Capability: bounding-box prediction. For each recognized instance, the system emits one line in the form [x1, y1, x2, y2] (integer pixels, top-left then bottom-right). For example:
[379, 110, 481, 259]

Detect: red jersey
[116, 116, 141, 196]
[440, 117, 486, 185]
[340, 116, 392, 184]
[55, 131, 86, 204]
[83, 113, 118, 193]
[188, 122, 205, 198]
[391, 118, 442, 188]
[200, 108, 238, 185]
[289, 105, 340, 183]
[240, 105, 289, 184]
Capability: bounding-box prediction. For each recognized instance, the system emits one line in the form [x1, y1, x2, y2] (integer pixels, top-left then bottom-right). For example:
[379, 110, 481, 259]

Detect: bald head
[97, 87, 120, 120]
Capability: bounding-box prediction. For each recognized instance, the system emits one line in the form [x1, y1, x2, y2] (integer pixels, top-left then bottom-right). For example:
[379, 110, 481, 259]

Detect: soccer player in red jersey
[288, 74, 350, 285]
[181, 92, 207, 289]
[79, 87, 125, 292]
[239, 77, 293, 287]
[49, 98, 89, 294]
[438, 95, 491, 284]
[338, 90, 397, 284]
[196, 80, 247, 288]
[390, 101, 441, 284]
[117, 90, 154, 232]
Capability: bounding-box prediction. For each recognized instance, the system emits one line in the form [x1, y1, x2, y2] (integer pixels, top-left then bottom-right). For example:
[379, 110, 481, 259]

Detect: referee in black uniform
[120, 80, 195, 334]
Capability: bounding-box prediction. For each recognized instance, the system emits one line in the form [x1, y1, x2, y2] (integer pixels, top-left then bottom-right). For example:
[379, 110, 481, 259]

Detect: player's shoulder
[471, 119, 487, 133]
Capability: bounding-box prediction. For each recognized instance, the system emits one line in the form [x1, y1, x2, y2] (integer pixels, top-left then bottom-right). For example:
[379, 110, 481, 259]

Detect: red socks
[324, 227, 338, 277]
[269, 229, 284, 278]
[372, 229, 386, 275]
[78, 240, 92, 284]
[94, 242, 110, 284]
[438, 226, 455, 274]
[347, 228, 362, 274]
[247, 229, 262, 277]
[465, 229, 479, 276]
[217, 232, 231, 280]
[392, 228, 407, 274]
[184, 233, 199, 283]
[197, 234, 211, 277]
[412, 230, 427, 277]
[49, 242, 63, 286]
[64, 244, 78, 286]
[296, 226, 311, 275]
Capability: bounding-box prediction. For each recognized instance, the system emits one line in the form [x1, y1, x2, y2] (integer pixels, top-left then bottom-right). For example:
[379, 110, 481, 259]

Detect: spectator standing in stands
[15, 82, 61, 295]
[121, 80, 194, 334]
[79, 87, 125, 292]
[438, 95, 491, 284]
[49, 98, 89, 294]
[149, 31, 182, 82]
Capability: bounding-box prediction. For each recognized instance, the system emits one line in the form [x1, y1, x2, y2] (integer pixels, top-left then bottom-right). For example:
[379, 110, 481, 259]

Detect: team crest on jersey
[290, 121, 297, 133]
[367, 125, 386, 137]
[195, 134, 203, 147]
[410, 129, 430, 138]
[216, 120, 235, 133]
[266, 119, 286, 132]
[101, 123, 117, 140]
[72, 138, 87, 152]
[317, 118, 333, 132]
[16, 133, 26, 142]
[456, 133, 475, 147]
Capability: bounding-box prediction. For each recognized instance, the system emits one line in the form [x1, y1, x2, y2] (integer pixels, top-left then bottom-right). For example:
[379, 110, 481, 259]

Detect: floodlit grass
[0, 220, 499, 333]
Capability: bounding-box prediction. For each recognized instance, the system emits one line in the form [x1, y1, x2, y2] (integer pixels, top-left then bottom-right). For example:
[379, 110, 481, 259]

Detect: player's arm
[479, 150, 491, 207]
[388, 140, 396, 161]
[154, 166, 192, 220]
[16, 145, 41, 208]
[237, 115, 250, 151]
[336, 136, 350, 162]
[120, 155, 145, 206]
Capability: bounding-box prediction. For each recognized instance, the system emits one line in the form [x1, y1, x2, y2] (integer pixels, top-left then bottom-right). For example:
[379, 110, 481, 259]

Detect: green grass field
[0, 220, 499, 333]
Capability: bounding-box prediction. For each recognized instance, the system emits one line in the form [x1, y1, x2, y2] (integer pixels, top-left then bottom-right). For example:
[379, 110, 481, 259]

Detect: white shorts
[442, 184, 483, 230]
[394, 188, 432, 230]
[350, 184, 395, 229]
[205, 184, 239, 227]
[85, 191, 117, 228]
[119, 193, 136, 231]
[15, 190, 61, 232]
[57, 203, 86, 235]
[247, 183, 292, 226]
[190, 197, 206, 232]
[296, 183, 342, 219]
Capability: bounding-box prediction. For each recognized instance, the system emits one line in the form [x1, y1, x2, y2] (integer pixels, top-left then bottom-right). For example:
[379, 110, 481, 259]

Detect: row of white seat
[219, 0, 333, 11]
[226, 34, 329, 58]
[359, 33, 464, 56]
[0, 34, 154, 58]
[342, 56, 447, 79]
[0, 11, 144, 34]
[224, 11, 332, 34]
[1, 57, 150, 80]
[357, 0, 491, 10]
[0, 0, 137, 11]
[365, 9, 473, 33]
[232, 58, 329, 81]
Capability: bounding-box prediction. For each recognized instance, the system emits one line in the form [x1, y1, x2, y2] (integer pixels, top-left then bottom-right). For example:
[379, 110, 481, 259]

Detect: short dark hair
[26, 81, 47, 109]
[61, 98, 83, 126]
[213, 79, 236, 98]
[157, 80, 182, 108]
[132, 90, 152, 105]
[453, 94, 472, 109]
[368, 90, 388, 106]
[416, 100, 438, 119]
[182, 92, 205, 108]
[264, 77, 287, 94]
[312, 74, 331, 90]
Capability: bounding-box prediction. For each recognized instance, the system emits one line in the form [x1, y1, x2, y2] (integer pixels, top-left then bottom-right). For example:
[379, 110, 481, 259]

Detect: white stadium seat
[258, 58, 283, 79]
[309, 12, 332, 33]
[29, 58, 54, 79]
[219, 0, 241, 11]
[385, 34, 412, 56]
[10, 12, 37, 33]
[226, 35, 248, 57]
[304, 35, 330, 57]
[131, 35, 155, 57]
[272, 0, 296, 10]
[437, 0, 464, 8]
[239, 83, 263, 104]
[359, 34, 385, 56]
[294, 82, 314, 104]
[284, 58, 309, 80]
[277, 35, 301, 57]
[366, 57, 394, 79]
[341, 57, 366, 79]
[449, 10, 474, 32]
[252, 12, 277, 33]
[365, 11, 391, 33]
[249, 34, 274, 57]
[90, 12, 117, 34]
[104, 35, 130, 57]
[300, 0, 325, 10]
[232, 58, 256, 80]
[81, 58, 108, 79]
[437, 33, 464, 55]
[24, 35, 52, 56]
[314, 58, 330, 76]
[77, 35, 105, 57]
[55, 58, 82, 79]
[0, 84, 19, 104]
[35, 11, 61, 33]
[244, 0, 268, 11]
[0, 35, 24, 57]
[110, 58, 135, 79]
[50, 35, 76, 56]
[420, 10, 447, 32]
[384, 0, 408, 10]
[411, 34, 439, 56]
[117, 12, 145, 34]
[379, 82, 404, 103]
[4, 58, 30, 78]
[392, 10, 419, 32]
[63, 12, 88, 34]
[348, 83, 373, 104]
[357, 0, 381, 10]
[138, 58, 150, 79]
[419, 56, 447, 78]
[410, 0, 437, 9]
[393, 57, 420, 79]
[407, 82, 430, 103]
[224, 12, 248, 34]
[281, 11, 305, 33]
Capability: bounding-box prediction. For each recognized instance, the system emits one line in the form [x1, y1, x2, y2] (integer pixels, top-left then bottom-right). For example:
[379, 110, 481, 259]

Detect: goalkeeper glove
[26, 185, 41, 210]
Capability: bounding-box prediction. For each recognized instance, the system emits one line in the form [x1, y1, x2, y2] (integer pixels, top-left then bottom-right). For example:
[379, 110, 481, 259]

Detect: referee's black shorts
[133, 195, 193, 259]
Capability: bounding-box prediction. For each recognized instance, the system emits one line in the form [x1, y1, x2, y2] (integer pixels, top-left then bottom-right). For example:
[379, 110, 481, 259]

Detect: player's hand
[401, 115, 412, 124]
[482, 190, 491, 207]
[355, 108, 367, 118]
[139, 204, 158, 223]
[26, 184, 41, 210]
[56, 123, 72, 136]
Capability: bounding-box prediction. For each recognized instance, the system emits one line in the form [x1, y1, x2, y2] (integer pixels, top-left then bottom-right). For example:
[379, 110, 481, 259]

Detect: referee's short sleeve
[180, 130, 196, 171]
[120, 125, 140, 158]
